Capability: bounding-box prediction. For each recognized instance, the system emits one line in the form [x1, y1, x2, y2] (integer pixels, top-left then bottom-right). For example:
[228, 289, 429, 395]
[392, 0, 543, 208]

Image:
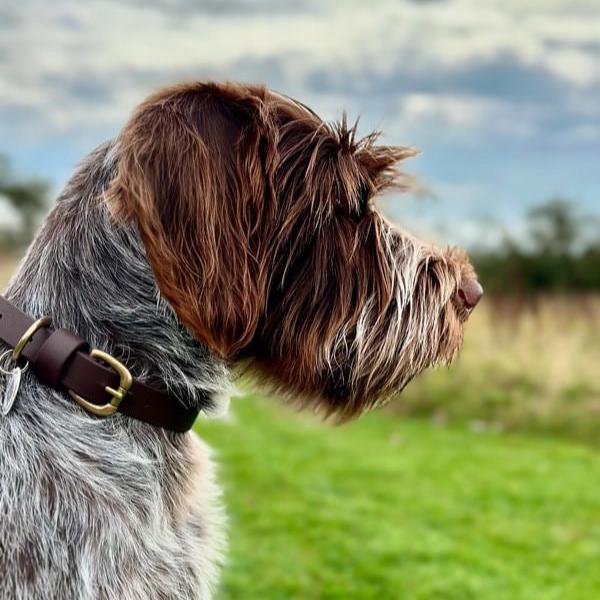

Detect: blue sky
[1, 0, 599, 247]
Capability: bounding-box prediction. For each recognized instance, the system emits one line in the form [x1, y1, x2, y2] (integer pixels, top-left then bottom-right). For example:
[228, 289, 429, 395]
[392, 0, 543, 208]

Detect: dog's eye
[342, 184, 371, 222]
[359, 183, 371, 208]
[354, 183, 376, 218]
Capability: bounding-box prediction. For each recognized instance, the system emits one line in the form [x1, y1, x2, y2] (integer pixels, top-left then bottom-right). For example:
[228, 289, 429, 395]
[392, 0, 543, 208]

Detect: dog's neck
[4, 142, 229, 420]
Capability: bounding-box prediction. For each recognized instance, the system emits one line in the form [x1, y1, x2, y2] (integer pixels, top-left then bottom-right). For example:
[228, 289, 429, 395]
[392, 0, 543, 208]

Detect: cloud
[1, 0, 597, 146]
[0, 0, 600, 120]
[0, 196, 21, 228]
[395, 93, 541, 142]
[1, 0, 598, 238]
[112, 0, 319, 15]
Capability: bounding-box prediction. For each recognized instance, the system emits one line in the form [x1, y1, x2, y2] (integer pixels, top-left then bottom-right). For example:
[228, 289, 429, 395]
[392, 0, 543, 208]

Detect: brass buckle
[69, 349, 133, 417]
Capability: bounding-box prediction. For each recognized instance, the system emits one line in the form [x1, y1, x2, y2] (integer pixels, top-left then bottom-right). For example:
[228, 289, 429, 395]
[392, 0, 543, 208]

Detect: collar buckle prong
[69, 349, 133, 417]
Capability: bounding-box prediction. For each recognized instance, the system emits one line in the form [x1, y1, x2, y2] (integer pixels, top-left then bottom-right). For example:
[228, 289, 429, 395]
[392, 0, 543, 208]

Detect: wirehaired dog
[0, 82, 481, 599]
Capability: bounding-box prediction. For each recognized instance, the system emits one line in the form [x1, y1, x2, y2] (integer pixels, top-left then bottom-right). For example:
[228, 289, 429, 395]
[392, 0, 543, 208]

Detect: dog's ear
[107, 83, 276, 359]
[352, 131, 417, 206]
[309, 118, 416, 215]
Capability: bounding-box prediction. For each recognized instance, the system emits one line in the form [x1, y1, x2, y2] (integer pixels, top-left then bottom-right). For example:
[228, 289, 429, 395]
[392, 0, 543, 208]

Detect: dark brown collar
[0, 295, 200, 432]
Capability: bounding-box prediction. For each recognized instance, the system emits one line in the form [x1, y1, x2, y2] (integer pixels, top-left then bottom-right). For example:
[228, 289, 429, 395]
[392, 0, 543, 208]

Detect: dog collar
[0, 295, 200, 432]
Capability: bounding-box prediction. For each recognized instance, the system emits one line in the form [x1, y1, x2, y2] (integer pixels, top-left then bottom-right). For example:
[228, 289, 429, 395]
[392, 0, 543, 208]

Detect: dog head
[108, 82, 482, 419]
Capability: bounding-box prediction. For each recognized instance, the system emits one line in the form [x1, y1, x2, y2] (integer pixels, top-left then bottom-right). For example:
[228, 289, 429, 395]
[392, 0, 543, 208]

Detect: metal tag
[0, 351, 27, 416]
[1, 366, 21, 415]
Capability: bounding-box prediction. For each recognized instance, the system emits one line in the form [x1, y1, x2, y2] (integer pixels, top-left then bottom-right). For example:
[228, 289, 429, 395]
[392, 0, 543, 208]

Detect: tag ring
[0, 350, 29, 375]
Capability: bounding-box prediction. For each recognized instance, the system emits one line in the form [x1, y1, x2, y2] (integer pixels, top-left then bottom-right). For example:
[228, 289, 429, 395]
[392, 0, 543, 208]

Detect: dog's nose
[457, 278, 483, 310]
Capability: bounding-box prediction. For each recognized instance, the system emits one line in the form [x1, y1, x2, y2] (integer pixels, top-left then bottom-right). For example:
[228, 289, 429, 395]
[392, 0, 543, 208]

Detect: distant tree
[473, 198, 600, 296]
[528, 197, 579, 256]
[0, 155, 49, 248]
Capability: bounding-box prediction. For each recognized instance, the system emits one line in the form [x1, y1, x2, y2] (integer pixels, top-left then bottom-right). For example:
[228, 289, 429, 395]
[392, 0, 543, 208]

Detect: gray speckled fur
[0, 143, 229, 599]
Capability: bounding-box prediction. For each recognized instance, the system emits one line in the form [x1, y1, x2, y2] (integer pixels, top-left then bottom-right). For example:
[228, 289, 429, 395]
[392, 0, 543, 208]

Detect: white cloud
[548, 48, 600, 86]
[1, 0, 598, 143]
[0, 197, 21, 229]
[390, 93, 541, 145]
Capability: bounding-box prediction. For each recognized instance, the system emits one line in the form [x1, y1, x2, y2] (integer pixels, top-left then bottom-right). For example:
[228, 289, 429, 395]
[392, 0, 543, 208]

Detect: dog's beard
[252, 223, 469, 421]
[319, 233, 466, 418]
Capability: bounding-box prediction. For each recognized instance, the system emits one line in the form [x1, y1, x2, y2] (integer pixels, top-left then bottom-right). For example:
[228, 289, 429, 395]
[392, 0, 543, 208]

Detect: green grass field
[200, 396, 600, 599]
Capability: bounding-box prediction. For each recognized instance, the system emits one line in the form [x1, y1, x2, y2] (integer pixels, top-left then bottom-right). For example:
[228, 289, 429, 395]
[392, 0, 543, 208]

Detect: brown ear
[107, 83, 276, 358]
[354, 132, 417, 197]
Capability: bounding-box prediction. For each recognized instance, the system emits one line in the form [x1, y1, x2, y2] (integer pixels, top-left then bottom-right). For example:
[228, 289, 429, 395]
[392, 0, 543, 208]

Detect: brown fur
[108, 82, 476, 420]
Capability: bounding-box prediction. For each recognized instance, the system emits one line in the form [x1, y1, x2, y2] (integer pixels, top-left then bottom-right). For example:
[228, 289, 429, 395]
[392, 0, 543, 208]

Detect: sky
[1, 0, 599, 247]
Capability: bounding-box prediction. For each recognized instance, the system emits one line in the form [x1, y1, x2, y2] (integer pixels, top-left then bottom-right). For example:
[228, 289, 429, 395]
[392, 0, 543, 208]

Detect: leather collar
[0, 295, 200, 432]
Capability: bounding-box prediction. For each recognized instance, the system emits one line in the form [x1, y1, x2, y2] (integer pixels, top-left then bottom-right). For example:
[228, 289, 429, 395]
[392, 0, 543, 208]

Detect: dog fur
[0, 82, 477, 598]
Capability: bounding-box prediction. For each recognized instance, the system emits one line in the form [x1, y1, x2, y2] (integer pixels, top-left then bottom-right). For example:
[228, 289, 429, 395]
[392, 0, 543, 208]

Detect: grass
[200, 395, 600, 599]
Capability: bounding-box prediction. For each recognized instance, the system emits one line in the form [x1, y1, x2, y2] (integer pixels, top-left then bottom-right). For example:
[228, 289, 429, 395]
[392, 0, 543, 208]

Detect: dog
[0, 82, 481, 599]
